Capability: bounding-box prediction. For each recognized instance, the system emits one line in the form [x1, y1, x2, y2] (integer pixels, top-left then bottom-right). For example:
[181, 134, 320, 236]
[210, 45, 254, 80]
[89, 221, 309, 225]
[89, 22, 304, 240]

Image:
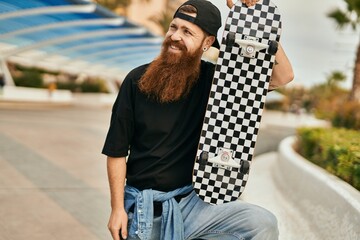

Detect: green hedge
[56, 79, 109, 93]
[13, 70, 43, 88]
[331, 101, 360, 130]
[296, 127, 360, 190]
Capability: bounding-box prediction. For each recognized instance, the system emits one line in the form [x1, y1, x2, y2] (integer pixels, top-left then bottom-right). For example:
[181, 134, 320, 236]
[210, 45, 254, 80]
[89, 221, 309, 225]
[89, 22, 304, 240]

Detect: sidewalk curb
[245, 152, 319, 240]
[275, 136, 360, 239]
[260, 110, 330, 129]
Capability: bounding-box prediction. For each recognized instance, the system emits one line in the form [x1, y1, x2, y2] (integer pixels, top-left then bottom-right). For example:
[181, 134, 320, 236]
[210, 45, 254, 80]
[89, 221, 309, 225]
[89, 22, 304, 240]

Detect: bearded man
[103, 0, 294, 239]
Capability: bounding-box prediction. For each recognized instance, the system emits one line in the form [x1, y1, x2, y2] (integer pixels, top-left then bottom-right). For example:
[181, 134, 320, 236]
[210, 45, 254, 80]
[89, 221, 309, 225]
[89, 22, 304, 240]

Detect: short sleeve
[102, 75, 135, 157]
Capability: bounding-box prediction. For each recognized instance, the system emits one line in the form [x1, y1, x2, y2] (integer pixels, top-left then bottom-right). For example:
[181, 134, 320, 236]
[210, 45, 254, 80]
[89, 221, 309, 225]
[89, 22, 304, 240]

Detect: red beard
[138, 37, 203, 103]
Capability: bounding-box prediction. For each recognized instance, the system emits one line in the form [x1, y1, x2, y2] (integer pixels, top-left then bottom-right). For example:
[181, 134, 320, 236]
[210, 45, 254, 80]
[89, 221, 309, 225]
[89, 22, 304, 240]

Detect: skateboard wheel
[267, 40, 278, 55]
[199, 151, 209, 165]
[225, 32, 236, 48]
[240, 160, 250, 174]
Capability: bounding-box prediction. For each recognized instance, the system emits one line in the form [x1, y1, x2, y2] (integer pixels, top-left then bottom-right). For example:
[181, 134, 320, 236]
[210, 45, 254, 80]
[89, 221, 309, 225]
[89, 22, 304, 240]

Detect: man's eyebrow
[180, 25, 196, 35]
[171, 19, 198, 35]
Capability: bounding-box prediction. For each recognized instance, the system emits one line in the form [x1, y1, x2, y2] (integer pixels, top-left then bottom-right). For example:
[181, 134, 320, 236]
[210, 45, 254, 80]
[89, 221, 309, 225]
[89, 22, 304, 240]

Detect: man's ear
[205, 35, 216, 49]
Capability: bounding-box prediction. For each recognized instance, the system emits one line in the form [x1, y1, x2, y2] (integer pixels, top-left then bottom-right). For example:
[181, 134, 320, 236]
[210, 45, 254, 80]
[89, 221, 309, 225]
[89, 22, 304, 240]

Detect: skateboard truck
[199, 149, 250, 174]
[225, 32, 278, 58]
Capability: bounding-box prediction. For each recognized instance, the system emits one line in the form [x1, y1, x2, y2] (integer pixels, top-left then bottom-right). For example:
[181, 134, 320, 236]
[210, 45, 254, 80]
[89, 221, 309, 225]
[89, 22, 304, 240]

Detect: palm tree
[94, 0, 132, 15]
[327, 0, 360, 101]
[95, 0, 174, 33]
[150, 10, 173, 35]
[95, 0, 152, 16]
[326, 70, 347, 88]
[150, 0, 184, 35]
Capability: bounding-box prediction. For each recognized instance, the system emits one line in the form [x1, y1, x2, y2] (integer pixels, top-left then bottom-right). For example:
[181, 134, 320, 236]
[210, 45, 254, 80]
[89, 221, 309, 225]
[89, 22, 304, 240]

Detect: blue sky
[213, 0, 359, 89]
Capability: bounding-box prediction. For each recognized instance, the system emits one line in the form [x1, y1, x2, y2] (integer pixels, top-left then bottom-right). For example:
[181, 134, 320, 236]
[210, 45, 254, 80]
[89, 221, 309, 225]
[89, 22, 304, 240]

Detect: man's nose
[170, 30, 182, 41]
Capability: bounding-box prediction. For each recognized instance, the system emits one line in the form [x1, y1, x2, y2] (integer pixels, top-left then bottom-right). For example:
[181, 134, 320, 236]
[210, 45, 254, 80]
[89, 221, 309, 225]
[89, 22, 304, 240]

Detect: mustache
[162, 37, 187, 51]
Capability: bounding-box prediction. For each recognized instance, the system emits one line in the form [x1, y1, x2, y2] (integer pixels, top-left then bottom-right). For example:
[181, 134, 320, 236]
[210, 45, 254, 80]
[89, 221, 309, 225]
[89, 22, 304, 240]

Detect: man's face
[164, 15, 207, 59]
[137, 13, 216, 103]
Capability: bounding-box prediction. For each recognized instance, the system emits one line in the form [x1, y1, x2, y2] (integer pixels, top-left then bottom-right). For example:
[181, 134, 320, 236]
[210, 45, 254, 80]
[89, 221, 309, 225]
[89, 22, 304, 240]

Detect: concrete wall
[275, 137, 360, 239]
[0, 85, 72, 103]
[72, 93, 116, 107]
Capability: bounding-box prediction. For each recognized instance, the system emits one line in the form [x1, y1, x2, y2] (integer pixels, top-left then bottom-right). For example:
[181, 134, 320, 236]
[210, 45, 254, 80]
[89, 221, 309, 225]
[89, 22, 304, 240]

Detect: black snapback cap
[173, 0, 222, 49]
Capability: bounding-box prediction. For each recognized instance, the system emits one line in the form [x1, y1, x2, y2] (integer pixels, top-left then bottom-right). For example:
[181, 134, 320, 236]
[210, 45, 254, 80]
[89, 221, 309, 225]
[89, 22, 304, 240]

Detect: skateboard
[192, 0, 282, 205]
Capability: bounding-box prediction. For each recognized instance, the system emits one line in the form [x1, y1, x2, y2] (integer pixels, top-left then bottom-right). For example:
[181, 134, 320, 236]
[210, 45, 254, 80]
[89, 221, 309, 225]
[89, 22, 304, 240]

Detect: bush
[10, 63, 109, 93]
[331, 101, 360, 130]
[296, 127, 360, 190]
[80, 79, 108, 93]
[13, 70, 43, 88]
[57, 79, 109, 93]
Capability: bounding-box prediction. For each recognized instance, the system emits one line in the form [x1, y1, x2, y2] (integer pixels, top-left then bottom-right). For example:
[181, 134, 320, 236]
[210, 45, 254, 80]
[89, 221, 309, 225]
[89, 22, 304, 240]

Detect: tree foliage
[328, 0, 360, 30]
[94, 0, 133, 10]
[327, 0, 360, 101]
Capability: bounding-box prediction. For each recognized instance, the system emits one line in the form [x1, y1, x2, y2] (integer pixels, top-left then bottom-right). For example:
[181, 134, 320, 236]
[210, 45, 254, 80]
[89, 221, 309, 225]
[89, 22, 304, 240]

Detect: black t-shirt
[102, 60, 215, 191]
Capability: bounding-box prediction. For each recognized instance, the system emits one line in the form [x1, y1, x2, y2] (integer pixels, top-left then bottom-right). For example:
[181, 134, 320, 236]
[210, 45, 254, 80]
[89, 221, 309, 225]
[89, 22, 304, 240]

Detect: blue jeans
[127, 191, 278, 240]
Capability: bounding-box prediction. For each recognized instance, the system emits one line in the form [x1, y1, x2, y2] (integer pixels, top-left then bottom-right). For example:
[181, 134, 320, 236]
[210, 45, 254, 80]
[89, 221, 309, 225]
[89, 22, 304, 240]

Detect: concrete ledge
[0, 86, 73, 103]
[275, 136, 360, 239]
[72, 93, 116, 107]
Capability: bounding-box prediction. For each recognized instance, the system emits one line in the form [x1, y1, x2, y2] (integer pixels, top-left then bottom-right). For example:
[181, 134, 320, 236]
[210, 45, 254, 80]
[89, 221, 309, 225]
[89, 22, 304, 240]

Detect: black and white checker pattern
[193, 0, 282, 205]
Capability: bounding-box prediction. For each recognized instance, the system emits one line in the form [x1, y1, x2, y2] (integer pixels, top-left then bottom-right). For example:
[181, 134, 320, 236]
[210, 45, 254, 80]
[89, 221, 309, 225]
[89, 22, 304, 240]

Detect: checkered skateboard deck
[192, 0, 282, 205]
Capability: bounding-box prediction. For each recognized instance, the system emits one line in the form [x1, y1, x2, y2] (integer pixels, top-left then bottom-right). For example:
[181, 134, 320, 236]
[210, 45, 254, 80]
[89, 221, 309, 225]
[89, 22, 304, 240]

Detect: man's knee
[252, 206, 279, 239]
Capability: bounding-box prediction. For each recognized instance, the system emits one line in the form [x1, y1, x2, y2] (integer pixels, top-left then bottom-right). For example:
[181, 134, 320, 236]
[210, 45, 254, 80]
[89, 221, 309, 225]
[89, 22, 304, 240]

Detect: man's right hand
[227, 0, 259, 8]
[108, 209, 128, 240]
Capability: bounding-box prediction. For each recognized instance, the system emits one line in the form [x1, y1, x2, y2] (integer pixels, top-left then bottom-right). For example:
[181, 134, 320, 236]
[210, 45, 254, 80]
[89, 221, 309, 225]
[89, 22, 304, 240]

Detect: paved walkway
[243, 110, 328, 240]
[242, 152, 320, 240]
[0, 105, 111, 240]
[0, 101, 326, 240]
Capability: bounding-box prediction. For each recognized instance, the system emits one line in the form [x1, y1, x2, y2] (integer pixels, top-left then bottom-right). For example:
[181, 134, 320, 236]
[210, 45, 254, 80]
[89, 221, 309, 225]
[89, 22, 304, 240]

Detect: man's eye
[184, 30, 192, 35]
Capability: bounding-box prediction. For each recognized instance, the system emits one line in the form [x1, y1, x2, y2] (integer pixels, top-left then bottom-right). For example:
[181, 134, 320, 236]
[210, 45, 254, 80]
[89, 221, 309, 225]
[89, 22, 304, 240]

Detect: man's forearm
[107, 157, 127, 211]
[269, 43, 294, 90]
